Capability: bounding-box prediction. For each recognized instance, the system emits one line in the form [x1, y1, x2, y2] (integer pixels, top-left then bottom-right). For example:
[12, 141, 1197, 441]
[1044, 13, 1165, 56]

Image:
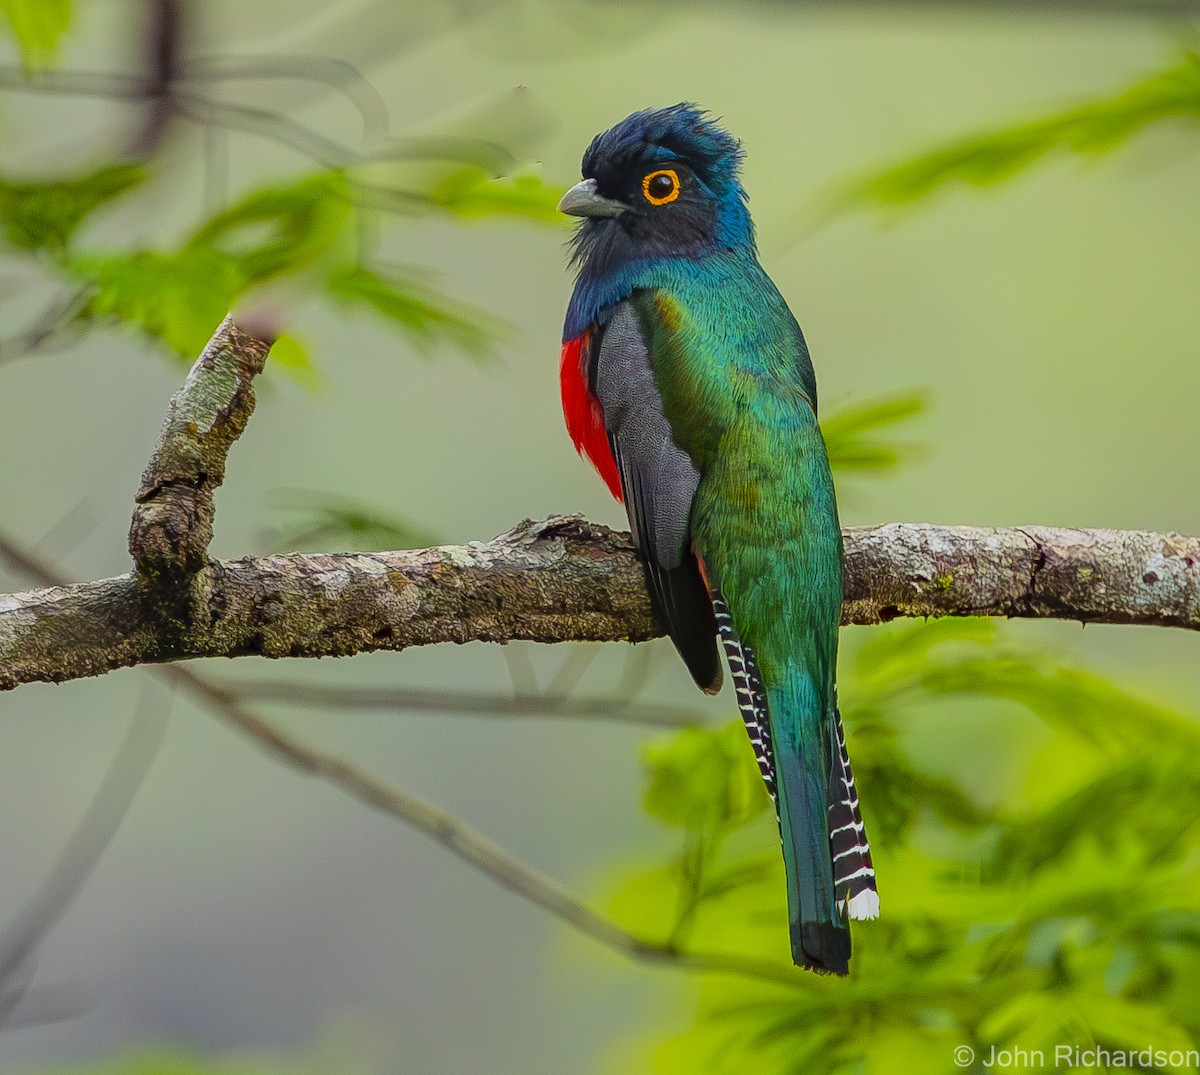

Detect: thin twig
[0, 67, 362, 171]
[0, 533, 798, 988]
[0, 684, 170, 1027]
[224, 678, 704, 728]
[164, 666, 800, 987]
[544, 644, 602, 699]
[502, 643, 539, 695]
[129, 0, 184, 156]
[172, 91, 359, 168]
[180, 55, 390, 144]
[0, 68, 154, 100]
[614, 644, 657, 701]
[0, 286, 92, 368]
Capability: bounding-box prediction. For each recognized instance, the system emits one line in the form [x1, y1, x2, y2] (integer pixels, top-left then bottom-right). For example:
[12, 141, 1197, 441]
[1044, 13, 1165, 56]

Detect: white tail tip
[847, 889, 881, 921]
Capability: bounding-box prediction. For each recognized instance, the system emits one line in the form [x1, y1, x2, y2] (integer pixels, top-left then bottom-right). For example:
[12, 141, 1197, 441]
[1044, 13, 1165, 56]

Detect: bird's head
[560, 104, 753, 272]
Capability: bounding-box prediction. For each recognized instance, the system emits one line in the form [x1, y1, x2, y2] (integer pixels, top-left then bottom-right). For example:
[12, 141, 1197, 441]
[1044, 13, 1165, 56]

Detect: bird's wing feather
[588, 299, 721, 694]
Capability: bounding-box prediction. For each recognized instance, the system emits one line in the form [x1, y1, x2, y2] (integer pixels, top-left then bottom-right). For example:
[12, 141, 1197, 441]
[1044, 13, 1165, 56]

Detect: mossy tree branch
[1, 313, 1197, 988]
[128, 314, 269, 578]
[1, 317, 1197, 693]
[3, 517, 1198, 692]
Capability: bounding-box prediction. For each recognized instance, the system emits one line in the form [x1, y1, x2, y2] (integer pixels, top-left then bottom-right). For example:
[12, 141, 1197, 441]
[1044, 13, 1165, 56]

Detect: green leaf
[264, 490, 440, 553]
[354, 161, 564, 223]
[0, 163, 144, 254]
[0, 0, 71, 71]
[65, 172, 355, 359]
[641, 722, 770, 831]
[604, 613, 1200, 1072]
[820, 391, 926, 477]
[839, 50, 1200, 210]
[327, 264, 497, 359]
[69, 247, 240, 358]
[189, 172, 353, 284]
[58, 169, 515, 363]
[426, 167, 564, 221]
[266, 333, 323, 393]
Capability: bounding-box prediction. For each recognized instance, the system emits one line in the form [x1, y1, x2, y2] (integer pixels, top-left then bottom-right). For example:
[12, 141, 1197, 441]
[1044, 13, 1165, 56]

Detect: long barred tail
[711, 588, 878, 971]
[829, 699, 879, 921]
[711, 592, 777, 803]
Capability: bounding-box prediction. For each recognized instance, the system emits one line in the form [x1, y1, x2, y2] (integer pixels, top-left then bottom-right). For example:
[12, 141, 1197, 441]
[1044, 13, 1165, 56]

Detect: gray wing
[589, 300, 721, 694]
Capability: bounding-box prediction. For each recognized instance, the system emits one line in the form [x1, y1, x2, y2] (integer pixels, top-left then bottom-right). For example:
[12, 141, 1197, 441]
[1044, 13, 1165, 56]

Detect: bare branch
[160, 668, 799, 988]
[0, 687, 168, 1027]
[180, 55, 391, 144]
[0, 535, 796, 987]
[128, 314, 271, 578]
[129, 0, 185, 156]
[2, 517, 1197, 692]
[843, 522, 1200, 630]
[0, 516, 655, 690]
[228, 677, 704, 728]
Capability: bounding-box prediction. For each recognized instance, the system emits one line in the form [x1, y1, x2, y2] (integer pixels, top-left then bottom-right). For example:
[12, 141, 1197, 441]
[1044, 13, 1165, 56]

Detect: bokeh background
[1, 2, 1198, 1072]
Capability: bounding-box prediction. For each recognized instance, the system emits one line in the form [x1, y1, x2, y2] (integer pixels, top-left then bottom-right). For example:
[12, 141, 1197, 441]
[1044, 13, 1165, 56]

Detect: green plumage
[628, 263, 848, 966]
[560, 104, 875, 973]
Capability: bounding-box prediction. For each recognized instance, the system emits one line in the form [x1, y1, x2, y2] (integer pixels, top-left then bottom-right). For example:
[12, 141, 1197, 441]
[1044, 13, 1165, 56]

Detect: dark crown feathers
[581, 104, 744, 196]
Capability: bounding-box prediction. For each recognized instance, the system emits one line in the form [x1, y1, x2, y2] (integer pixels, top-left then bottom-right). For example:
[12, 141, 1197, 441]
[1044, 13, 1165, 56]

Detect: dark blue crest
[581, 104, 746, 201]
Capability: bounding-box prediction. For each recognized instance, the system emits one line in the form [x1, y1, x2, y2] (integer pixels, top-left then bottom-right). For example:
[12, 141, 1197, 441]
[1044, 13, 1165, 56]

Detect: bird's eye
[642, 169, 680, 206]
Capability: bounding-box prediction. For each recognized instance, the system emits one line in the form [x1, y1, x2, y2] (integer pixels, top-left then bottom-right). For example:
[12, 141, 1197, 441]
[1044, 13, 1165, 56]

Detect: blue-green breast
[628, 252, 843, 688]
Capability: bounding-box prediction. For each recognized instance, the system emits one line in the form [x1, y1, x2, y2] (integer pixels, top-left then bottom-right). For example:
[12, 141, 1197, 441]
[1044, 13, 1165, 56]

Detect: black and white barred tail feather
[711, 592, 777, 804]
[829, 702, 879, 920]
[712, 591, 879, 923]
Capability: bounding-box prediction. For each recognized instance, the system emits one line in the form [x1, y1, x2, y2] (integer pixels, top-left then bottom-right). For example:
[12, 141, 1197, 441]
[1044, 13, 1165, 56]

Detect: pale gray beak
[557, 178, 626, 218]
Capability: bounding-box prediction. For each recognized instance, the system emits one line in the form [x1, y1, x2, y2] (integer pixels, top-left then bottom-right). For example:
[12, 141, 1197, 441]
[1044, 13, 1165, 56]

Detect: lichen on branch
[128, 314, 270, 578]
[1, 314, 1197, 694]
[2, 517, 1197, 692]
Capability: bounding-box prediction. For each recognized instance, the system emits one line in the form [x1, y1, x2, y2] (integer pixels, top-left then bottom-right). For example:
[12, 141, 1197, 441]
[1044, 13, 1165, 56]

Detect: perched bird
[558, 105, 878, 974]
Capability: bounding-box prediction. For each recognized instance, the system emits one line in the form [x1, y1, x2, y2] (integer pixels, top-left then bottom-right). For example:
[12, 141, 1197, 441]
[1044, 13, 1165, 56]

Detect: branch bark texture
[1, 317, 1198, 984]
[0, 531, 802, 986]
[1, 313, 1197, 693]
[842, 523, 1199, 630]
[3, 518, 1197, 692]
[128, 315, 269, 578]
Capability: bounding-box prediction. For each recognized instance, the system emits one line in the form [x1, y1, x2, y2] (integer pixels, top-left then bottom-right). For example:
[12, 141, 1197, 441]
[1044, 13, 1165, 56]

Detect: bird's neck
[564, 245, 759, 340]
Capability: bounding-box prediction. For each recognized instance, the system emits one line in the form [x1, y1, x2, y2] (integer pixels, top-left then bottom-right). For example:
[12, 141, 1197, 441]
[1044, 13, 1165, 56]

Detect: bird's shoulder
[627, 264, 820, 414]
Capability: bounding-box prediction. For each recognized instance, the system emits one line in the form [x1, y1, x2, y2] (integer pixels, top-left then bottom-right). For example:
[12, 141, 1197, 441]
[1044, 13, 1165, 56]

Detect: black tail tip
[794, 920, 851, 976]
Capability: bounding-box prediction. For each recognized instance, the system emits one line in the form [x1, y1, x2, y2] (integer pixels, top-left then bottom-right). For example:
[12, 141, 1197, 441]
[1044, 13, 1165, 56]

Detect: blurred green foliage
[820, 392, 926, 478]
[604, 619, 1200, 1074]
[327, 263, 499, 359]
[0, 28, 563, 377]
[0, 161, 558, 374]
[592, 53, 1200, 1074]
[263, 489, 441, 553]
[0, 0, 71, 71]
[839, 50, 1200, 210]
[0, 164, 144, 253]
[3, 9, 1197, 1072]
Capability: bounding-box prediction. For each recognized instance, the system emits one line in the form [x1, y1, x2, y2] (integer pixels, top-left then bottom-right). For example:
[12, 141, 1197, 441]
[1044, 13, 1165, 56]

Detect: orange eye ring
[642, 168, 680, 206]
